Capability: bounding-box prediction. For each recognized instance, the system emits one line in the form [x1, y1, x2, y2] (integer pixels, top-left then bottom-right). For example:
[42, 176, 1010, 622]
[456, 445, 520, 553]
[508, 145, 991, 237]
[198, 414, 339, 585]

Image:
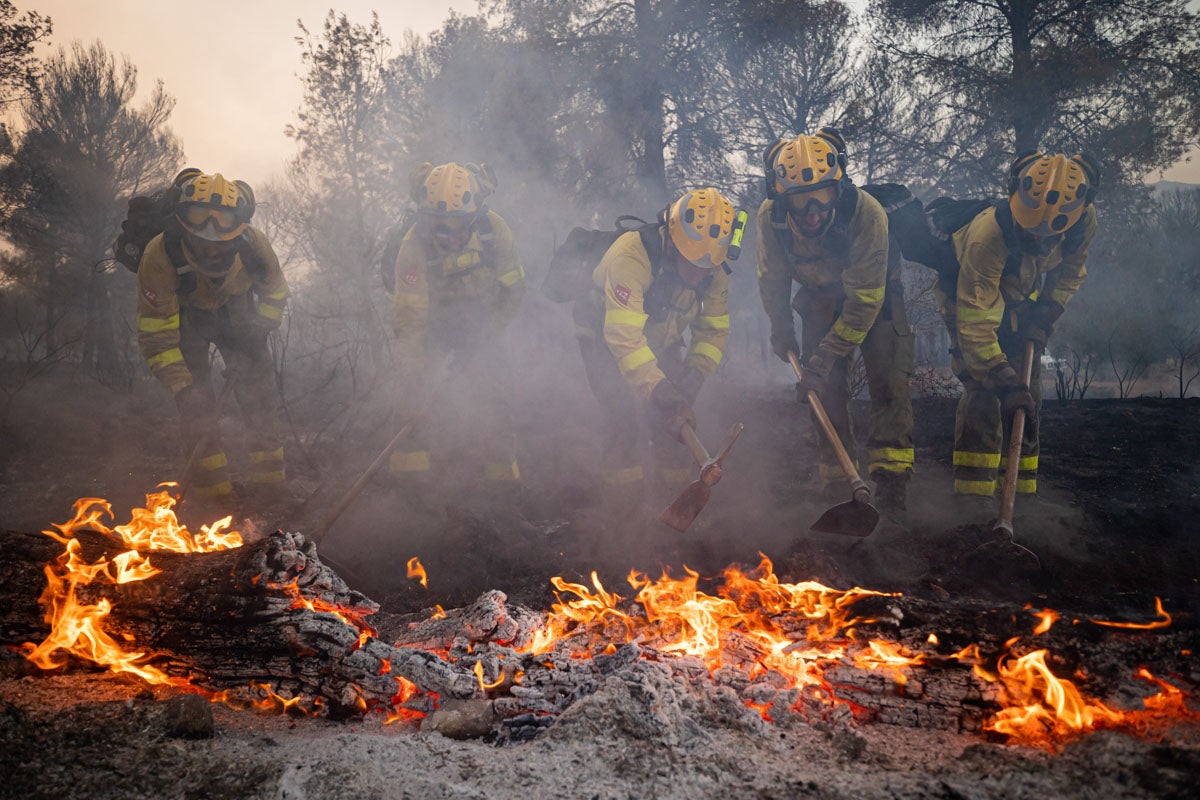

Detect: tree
[872, 0, 1200, 192]
[0, 40, 180, 384]
[284, 12, 399, 393]
[0, 0, 51, 105]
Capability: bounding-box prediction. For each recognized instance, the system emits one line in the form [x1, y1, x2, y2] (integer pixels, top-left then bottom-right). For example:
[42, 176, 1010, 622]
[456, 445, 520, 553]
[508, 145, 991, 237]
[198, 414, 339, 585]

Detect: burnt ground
[1, 374, 1199, 799]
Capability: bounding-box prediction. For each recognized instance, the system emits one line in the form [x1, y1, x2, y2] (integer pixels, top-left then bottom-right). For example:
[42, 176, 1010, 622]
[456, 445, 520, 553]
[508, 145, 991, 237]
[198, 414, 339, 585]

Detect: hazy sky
[23, 1, 1200, 185]
[29, 1, 473, 184]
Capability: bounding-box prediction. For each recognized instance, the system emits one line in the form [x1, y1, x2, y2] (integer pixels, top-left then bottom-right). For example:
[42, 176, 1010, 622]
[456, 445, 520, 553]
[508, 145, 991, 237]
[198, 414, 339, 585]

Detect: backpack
[113, 184, 186, 273]
[856, 183, 1021, 295]
[542, 215, 664, 304]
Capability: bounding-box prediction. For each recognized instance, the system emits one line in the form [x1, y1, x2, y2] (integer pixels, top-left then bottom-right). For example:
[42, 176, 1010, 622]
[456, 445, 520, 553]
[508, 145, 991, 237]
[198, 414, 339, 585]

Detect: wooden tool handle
[788, 351, 866, 491]
[680, 423, 711, 468]
[996, 341, 1037, 535]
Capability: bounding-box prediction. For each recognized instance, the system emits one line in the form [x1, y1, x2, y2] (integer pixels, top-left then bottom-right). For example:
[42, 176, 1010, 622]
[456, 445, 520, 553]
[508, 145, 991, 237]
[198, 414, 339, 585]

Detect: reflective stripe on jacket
[593, 230, 730, 399]
[136, 226, 287, 394]
[389, 210, 525, 373]
[951, 205, 1095, 381]
[755, 190, 889, 359]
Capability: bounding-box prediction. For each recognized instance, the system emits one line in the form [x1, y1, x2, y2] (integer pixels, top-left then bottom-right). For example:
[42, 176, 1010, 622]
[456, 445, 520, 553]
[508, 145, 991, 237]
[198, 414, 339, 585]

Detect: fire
[1030, 607, 1060, 635]
[407, 556, 429, 588]
[1089, 597, 1171, 630]
[524, 555, 911, 699]
[22, 488, 242, 686]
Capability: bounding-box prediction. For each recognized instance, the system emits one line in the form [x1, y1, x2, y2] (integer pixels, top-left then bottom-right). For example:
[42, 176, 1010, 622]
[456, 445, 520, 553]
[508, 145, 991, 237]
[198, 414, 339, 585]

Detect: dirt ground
[1, 374, 1198, 799]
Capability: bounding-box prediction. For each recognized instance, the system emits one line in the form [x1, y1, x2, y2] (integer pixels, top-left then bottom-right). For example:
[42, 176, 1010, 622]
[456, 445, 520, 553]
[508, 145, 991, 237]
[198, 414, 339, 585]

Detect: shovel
[977, 341, 1042, 568]
[787, 352, 879, 537]
[659, 422, 744, 532]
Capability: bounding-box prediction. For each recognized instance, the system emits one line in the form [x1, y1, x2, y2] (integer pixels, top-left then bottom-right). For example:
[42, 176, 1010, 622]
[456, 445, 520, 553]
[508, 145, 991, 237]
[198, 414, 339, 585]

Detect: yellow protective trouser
[946, 314, 1041, 497]
[573, 295, 693, 489]
[178, 302, 286, 496]
[389, 313, 520, 484]
[796, 280, 915, 488]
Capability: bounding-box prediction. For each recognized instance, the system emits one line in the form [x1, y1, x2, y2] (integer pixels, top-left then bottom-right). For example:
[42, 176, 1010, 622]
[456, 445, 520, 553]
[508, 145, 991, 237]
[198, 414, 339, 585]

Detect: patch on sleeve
[403, 272, 419, 287]
[614, 284, 632, 306]
[142, 286, 159, 305]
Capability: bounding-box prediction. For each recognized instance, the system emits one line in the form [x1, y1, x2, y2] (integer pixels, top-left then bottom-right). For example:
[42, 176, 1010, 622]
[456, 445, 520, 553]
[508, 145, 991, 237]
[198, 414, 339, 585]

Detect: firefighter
[136, 171, 290, 500]
[940, 152, 1099, 514]
[757, 129, 915, 511]
[388, 161, 525, 487]
[575, 187, 739, 491]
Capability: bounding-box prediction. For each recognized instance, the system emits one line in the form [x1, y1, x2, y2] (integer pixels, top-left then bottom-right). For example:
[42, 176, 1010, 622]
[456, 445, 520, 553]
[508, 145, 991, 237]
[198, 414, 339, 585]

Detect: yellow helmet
[667, 187, 737, 270]
[766, 128, 846, 198]
[1008, 152, 1096, 236]
[175, 173, 253, 241]
[417, 162, 482, 217]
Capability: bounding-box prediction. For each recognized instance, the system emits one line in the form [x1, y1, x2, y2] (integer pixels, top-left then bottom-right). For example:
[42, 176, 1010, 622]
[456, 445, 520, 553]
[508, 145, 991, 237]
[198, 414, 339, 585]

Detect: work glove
[795, 352, 832, 404]
[770, 330, 800, 364]
[1018, 301, 1065, 353]
[987, 362, 1036, 419]
[676, 365, 706, 404]
[173, 382, 212, 420]
[650, 379, 697, 443]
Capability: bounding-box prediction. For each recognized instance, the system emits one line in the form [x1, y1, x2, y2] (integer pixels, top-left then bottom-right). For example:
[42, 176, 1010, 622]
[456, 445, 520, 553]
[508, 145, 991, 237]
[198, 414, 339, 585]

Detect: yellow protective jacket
[951, 205, 1096, 381]
[136, 226, 288, 394]
[390, 210, 525, 373]
[756, 190, 889, 360]
[594, 229, 730, 399]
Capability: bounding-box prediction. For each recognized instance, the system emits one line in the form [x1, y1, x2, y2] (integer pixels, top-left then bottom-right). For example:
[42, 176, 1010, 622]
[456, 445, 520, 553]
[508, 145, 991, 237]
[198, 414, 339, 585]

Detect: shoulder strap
[992, 201, 1023, 277]
[234, 230, 269, 282]
[162, 226, 197, 295]
[638, 223, 665, 277]
[475, 210, 497, 267]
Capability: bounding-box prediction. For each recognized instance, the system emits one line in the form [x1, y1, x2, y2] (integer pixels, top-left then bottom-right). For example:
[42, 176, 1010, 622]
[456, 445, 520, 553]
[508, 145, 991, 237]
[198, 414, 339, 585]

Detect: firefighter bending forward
[576, 188, 737, 491]
[757, 129, 914, 511]
[940, 152, 1099, 514]
[389, 162, 526, 486]
[136, 172, 290, 500]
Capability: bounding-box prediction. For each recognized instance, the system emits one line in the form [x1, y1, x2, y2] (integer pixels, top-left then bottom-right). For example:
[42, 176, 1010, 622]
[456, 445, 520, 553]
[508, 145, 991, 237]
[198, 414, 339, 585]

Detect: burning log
[0, 525, 479, 715]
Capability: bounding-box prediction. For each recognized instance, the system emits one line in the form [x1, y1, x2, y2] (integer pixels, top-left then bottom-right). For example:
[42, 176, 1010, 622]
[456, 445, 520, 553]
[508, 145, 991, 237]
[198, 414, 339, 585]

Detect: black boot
[872, 471, 908, 514]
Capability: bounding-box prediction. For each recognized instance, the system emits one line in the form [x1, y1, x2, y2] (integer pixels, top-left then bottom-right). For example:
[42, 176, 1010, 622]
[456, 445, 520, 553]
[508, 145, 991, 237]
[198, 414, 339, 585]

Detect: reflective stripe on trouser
[179, 303, 286, 488]
[484, 458, 521, 482]
[192, 449, 232, 498]
[390, 449, 432, 474]
[577, 298, 645, 486]
[798, 273, 914, 488]
[947, 319, 1041, 496]
[248, 446, 286, 484]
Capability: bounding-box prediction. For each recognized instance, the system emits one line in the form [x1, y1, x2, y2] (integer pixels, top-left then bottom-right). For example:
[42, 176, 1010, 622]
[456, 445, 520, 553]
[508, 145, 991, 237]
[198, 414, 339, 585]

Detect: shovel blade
[659, 481, 711, 532]
[810, 499, 880, 537]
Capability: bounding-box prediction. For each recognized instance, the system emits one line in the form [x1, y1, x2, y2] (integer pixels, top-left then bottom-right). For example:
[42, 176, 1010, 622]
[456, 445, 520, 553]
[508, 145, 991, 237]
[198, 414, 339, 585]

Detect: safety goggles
[178, 205, 243, 241]
[783, 184, 839, 215]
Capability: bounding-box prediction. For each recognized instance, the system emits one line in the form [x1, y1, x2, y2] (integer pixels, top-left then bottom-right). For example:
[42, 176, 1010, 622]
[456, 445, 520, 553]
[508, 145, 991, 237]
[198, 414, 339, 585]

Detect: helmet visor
[178, 205, 243, 241]
[783, 184, 839, 215]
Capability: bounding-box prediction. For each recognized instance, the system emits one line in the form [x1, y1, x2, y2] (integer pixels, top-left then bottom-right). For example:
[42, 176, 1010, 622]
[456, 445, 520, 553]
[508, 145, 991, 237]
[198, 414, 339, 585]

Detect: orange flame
[22, 488, 241, 687]
[1088, 597, 1171, 630]
[1031, 608, 1060, 635]
[407, 557, 428, 588]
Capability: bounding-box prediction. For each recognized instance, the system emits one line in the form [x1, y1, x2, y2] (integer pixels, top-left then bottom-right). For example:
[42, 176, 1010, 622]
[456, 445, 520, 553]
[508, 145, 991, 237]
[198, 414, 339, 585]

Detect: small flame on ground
[1088, 597, 1171, 630]
[407, 557, 429, 588]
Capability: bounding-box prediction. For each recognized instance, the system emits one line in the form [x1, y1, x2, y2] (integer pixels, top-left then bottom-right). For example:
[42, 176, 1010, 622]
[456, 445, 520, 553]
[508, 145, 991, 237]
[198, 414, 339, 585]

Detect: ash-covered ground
[1, 378, 1199, 799]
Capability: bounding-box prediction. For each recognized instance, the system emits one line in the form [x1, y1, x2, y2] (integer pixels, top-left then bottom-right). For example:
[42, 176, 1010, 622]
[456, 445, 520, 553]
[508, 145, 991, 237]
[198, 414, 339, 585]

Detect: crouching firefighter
[939, 152, 1099, 513]
[757, 129, 915, 512]
[135, 171, 290, 500]
[388, 161, 526, 487]
[575, 187, 746, 492]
